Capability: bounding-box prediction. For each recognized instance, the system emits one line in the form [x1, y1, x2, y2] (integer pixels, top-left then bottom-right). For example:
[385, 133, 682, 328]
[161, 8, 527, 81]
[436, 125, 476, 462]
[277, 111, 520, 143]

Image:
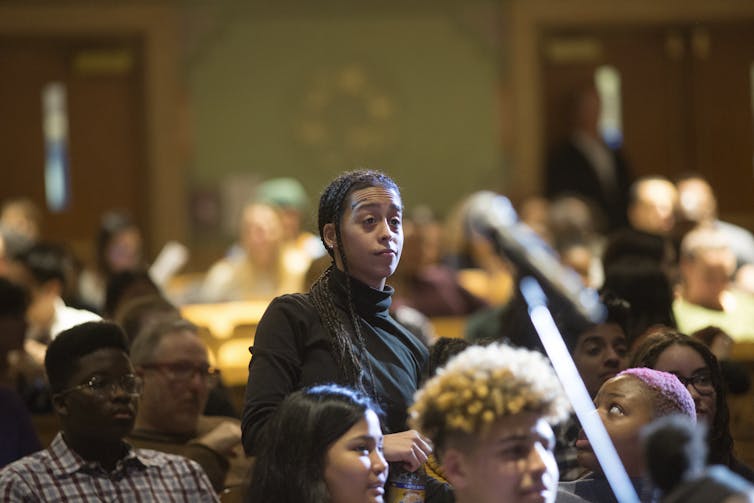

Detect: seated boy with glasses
[128, 318, 250, 495]
[0, 321, 217, 501]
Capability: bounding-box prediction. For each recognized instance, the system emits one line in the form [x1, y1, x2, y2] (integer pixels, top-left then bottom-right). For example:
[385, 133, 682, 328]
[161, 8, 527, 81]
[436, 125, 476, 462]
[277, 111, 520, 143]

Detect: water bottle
[386, 465, 425, 503]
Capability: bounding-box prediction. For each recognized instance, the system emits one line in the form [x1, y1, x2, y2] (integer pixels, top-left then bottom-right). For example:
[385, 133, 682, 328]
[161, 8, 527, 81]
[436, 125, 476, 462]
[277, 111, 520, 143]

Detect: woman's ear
[322, 223, 337, 250]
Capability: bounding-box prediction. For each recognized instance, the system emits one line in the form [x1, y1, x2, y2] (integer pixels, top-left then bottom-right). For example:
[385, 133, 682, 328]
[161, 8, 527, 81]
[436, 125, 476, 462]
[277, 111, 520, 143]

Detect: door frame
[0, 4, 187, 259]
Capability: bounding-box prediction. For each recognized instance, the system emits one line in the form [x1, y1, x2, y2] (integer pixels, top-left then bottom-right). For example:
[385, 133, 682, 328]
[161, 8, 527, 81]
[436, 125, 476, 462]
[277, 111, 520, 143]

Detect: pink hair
[618, 368, 696, 419]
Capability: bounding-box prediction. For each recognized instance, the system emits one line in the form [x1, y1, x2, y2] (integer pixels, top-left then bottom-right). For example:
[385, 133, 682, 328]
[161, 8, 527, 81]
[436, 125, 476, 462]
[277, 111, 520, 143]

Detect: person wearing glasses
[0, 321, 217, 501]
[632, 329, 754, 482]
[128, 318, 250, 495]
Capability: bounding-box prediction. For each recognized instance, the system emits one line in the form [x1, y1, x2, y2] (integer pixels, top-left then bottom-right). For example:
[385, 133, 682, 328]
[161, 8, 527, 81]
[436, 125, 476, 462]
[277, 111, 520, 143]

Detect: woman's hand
[383, 430, 433, 472]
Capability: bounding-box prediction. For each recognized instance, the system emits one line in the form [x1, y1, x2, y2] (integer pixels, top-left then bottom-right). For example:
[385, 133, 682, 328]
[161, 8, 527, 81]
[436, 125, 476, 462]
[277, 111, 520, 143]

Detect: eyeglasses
[674, 371, 715, 396]
[140, 362, 219, 383]
[57, 374, 142, 398]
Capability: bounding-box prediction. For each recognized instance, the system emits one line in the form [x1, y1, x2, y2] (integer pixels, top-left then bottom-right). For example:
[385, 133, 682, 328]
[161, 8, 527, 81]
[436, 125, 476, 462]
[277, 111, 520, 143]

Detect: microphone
[464, 190, 605, 324]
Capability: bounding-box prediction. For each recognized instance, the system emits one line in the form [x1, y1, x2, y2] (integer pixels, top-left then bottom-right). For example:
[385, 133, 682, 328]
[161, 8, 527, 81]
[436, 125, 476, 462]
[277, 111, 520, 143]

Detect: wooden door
[0, 36, 147, 262]
[540, 23, 754, 230]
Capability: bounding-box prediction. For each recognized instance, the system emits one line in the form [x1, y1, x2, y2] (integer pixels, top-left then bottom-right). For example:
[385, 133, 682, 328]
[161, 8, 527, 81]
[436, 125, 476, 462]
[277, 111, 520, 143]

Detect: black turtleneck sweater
[241, 268, 428, 455]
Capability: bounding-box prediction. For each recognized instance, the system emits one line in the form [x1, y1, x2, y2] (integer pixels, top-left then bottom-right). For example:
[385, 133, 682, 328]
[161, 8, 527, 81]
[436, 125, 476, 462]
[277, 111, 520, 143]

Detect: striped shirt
[0, 432, 219, 502]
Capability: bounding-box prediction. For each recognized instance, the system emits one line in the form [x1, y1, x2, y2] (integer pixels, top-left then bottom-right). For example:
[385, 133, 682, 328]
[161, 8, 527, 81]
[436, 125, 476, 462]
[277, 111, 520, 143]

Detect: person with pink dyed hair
[557, 368, 695, 502]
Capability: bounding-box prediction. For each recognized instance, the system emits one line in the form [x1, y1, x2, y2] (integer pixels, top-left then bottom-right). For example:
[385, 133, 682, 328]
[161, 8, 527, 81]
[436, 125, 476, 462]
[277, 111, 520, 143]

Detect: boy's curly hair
[409, 343, 570, 455]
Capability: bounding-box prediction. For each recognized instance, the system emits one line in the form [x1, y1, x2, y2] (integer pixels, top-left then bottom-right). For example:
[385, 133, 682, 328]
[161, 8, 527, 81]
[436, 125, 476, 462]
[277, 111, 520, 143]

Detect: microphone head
[463, 190, 605, 324]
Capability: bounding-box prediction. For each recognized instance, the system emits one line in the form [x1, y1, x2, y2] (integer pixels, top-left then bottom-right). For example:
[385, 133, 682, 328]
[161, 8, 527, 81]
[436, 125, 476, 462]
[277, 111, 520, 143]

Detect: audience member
[558, 368, 696, 502]
[556, 293, 630, 480]
[200, 201, 306, 302]
[246, 384, 388, 503]
[545, 84, 632, 232]
[673, 227, 754, 340]
[626, 176, 678, 238]
[601, 257, 676, 345]
[0, 278, 41, 467]
[255, 176, 325, 263]
[391, 216, 487, 317]
[643, 414, 754, 503]
[242, 171, 431, 489]
[0, 321, 217, 501]
[692, 326, 750, 395]
[675, 174, 754, 269]
[410, 343, 570, 503]
[78, 211, 145, 312]
[103, 269, 161, 320]
[0, 198, 42, 257]
[632, 329, 754, 481]
[8, 243, 100, 345]
[129, 318, 247, 494]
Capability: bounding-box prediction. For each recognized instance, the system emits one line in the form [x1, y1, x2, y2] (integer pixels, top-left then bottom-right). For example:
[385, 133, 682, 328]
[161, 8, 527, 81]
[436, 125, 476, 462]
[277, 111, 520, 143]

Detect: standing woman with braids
[242, 170, 432, 474]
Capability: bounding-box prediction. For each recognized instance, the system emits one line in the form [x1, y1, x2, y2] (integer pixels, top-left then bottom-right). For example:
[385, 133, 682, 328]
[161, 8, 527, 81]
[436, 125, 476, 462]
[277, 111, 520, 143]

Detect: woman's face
[325, 186, 403, 290]
[652, 343, 717, 425]
[453, 414, 559, 503]
[573, 323, 629, 398]
[324, 409, 388, 503]
[576, 375, 654, 477]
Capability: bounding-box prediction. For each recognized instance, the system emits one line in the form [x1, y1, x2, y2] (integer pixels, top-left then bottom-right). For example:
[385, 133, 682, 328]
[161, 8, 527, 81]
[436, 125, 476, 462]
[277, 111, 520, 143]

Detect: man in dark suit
[546, 85, 632, 232]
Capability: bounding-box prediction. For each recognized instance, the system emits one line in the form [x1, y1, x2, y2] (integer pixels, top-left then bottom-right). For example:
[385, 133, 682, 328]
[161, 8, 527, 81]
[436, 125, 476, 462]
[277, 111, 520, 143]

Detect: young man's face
[55, 348, 139, 443]
[446, 413, 559, 503]
[573, 323, 629, 398]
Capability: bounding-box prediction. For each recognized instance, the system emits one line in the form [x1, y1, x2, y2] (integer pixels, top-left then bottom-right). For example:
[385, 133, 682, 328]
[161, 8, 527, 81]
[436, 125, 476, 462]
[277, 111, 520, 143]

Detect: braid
[311, 170, 397, 396]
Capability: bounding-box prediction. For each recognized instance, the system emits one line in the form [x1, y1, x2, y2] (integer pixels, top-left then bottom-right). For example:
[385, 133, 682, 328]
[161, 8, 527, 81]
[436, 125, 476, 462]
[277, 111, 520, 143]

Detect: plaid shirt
[0, 432, 218, 502]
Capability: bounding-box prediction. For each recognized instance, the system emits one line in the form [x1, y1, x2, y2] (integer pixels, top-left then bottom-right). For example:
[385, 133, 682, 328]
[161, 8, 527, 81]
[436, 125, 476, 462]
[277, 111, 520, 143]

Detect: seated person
[128, 318, 248, 494]
[0, 278, 40, 466]
[391, 216, 487, 318]
[558, 368, 696, 502]
[199, 201, 306, 302]
[6, 243, 100, 411]
[79, 211, 145, 313]
[8, 242, 100, 345]
[673, 227, 754, 340]
[0, 321, 217, 501]
[246, 384, 388, 502]
[409, 343, 570, 503]
[632, 329, 754, 480]
[556, 293, 630, 481]
[643, 414, 754, 503]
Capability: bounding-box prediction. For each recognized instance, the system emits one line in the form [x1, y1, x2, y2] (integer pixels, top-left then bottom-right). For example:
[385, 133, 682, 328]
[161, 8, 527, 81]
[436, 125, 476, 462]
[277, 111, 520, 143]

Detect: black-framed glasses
[674, 371, 715, 396]
[140, 362, 219, 383]
[57, 374, 142, 398]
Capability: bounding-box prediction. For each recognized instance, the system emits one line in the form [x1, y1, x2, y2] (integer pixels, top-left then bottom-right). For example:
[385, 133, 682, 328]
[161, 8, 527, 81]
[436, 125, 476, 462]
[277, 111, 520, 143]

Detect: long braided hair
[310, 170, 400, 393]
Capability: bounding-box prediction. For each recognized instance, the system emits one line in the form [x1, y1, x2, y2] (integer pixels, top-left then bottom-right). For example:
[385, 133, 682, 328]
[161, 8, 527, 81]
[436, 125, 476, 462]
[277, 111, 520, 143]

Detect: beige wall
[185, 1, 506, 237]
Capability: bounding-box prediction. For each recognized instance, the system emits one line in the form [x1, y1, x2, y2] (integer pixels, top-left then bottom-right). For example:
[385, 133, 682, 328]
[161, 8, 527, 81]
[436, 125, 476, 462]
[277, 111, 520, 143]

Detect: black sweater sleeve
[241, 295, 310, 455]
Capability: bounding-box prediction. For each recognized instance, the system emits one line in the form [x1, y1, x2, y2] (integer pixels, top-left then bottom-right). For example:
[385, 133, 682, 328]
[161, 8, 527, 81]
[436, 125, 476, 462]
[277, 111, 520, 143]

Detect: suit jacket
[546, 139, 632, 231]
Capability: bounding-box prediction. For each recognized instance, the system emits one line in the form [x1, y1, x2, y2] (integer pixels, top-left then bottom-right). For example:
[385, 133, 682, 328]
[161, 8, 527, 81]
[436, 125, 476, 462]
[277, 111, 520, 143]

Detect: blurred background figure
[391, 211, 487, 318]
[0, 277, 41, 466]
[0, 198, 42, 258]
[675, 174, 754, 270]
[78, 211, 145, 313]
[8, 243, 100, 345]
[674, 227, 754, 340]
[643, 414, 754, 503]
[546, 84, 633, 233]
[199, 201, 306, 302]
[255, 177, 325, 265]
[627, 176, 679, 238]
